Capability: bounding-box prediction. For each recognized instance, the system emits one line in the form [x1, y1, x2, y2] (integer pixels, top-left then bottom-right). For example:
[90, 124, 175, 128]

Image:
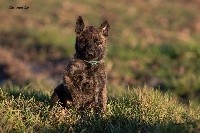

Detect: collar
[84, 60, 101, 66]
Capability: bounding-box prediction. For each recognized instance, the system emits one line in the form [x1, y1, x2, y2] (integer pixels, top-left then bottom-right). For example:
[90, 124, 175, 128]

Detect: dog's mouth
[85, 52, 95, 60]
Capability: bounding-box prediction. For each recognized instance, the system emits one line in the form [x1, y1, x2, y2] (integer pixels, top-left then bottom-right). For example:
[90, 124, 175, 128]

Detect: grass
[1, 1, 200, 131]
[0, 84, 200, 132]
[1, 0, 200, 97]
[108, 41, 200, 101]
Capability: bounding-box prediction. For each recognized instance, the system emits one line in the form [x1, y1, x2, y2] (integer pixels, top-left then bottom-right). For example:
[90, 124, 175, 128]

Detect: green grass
[1, 2, 200, 132]
[108, 41, 200, 100]
[1, 0, 200, 95]
[0, 84, 200, 132]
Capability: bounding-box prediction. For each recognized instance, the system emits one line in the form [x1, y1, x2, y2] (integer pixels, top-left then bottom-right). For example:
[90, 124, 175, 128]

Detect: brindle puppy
[51, 16, 110, 112]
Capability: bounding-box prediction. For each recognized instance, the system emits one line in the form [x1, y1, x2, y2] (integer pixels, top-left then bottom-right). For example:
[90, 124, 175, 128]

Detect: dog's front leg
[62, 64, 83, 109]
[96, 74, 107, 113]
[99, 84, 107, 112]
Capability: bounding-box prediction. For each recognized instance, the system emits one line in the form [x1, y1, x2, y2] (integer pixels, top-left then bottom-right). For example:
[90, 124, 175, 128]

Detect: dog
[51, 16, 110, 112]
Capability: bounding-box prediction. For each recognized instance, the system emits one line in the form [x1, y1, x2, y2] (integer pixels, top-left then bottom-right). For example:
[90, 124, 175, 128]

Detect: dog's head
[74, 16, 110, 61]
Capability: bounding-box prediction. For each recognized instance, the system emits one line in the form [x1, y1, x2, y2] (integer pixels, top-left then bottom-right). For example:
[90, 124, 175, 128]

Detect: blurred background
[0, 0, 200, 102]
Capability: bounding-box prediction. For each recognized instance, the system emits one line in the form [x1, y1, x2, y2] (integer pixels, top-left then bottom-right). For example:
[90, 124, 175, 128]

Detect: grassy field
[1, 0, 200, 132]
[0, 84, 200, 132]
[1, 0, 200, 101]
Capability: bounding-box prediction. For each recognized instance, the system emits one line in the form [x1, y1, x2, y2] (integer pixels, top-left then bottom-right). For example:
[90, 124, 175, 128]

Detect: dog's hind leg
[51, 84, 72, 108]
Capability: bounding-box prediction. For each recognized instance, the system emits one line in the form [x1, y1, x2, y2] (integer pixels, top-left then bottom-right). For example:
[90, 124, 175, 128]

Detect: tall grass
[0, 85, 199, 132]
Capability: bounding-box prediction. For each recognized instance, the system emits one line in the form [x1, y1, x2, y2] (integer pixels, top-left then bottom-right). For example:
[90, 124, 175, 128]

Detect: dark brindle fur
[51, 16, 110, 112]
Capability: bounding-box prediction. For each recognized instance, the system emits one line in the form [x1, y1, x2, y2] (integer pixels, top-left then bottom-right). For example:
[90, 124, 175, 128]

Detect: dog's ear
[100, 20, 110, 37]
[75, 16, 85, 35]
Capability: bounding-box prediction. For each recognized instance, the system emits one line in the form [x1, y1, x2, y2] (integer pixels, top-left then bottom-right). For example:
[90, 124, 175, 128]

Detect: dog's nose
[88, 53, 93, 56]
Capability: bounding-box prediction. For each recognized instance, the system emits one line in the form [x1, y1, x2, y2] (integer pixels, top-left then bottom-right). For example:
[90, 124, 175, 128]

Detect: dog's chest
[72, 63, 105, 92]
